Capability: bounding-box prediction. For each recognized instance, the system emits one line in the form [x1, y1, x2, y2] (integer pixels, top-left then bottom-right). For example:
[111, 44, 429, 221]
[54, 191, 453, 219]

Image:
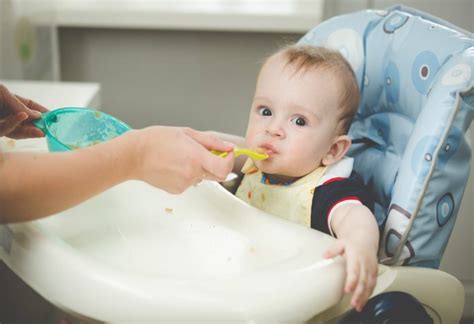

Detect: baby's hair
[276, 44, 360, 134]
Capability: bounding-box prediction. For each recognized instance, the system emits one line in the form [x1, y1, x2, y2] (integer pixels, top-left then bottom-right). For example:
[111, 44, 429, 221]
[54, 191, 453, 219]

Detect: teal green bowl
[34, 107, 131, 152]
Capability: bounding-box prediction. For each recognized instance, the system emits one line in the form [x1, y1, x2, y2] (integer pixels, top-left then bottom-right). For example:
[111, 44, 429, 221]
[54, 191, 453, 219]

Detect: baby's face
[245, 53, 342, 178]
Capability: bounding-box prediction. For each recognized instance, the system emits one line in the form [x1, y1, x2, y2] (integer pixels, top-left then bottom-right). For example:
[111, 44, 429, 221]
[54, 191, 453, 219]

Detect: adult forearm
[0, 132, 136, 223]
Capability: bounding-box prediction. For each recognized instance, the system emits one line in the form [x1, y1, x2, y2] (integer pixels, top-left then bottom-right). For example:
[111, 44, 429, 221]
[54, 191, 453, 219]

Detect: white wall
[59, 28, 300, 135]
[0, 0, 59, 80]
[0, 0, 16, 79]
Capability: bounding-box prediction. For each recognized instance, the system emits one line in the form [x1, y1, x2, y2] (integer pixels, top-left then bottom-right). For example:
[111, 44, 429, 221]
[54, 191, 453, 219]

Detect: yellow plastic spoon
[211, 148, 269, 160]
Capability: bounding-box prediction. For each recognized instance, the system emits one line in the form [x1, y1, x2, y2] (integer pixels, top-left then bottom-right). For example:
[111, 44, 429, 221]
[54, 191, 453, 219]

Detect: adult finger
[0, 85, 42, 119]
[9, 125, 45, 139]
[200, 149, 234, 181]
[199, 170, 221, 182]
[185, 128, 234, 152]
[16, 95, 49, 113]
[0, 112, 28, 137]
[0, 84, 22, 117]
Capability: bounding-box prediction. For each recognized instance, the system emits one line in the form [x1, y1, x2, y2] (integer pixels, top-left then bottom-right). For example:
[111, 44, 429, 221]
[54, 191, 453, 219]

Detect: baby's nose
[266, 121, 285, 138]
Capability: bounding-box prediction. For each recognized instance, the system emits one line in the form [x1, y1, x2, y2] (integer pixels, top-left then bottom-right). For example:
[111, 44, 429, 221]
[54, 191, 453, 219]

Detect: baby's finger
[344, 258, 360, 294]
[357, 275, 376, 311]
[360, 265, 377, 307]
[351, 264, 368, 311]
[323, 241, 345, 259]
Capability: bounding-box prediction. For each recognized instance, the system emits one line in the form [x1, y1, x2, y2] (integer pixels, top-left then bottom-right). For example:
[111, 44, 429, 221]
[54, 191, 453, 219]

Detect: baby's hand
[324, 239, 378, 312]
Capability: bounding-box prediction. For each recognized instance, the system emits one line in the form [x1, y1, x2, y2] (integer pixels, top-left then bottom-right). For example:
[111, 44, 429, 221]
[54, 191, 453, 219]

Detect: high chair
[299, 5, 473, 323]
[0, 5, 471, 324]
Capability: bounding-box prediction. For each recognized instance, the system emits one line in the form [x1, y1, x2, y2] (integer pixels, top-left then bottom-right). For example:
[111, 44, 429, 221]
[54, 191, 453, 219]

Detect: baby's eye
[291, 116, 307, 126]
[257, 106, 272, 116]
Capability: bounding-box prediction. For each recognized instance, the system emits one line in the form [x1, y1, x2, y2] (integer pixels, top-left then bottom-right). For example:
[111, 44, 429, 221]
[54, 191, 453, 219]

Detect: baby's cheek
[285, 144, 307, 159]
[243, 135, 254, 148]
[289, 146, 323, 170]
[245, 128, 259, 146]
[284, 147, 308, 166]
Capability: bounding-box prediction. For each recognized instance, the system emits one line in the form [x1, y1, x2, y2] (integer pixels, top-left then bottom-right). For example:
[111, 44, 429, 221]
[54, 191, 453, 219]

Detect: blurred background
[0, 0, 472, 322]
[1, 0, 471, 133]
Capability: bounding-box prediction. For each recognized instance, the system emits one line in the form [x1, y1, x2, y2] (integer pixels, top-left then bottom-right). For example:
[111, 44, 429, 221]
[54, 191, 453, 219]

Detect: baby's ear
[322, 135, 351, 166]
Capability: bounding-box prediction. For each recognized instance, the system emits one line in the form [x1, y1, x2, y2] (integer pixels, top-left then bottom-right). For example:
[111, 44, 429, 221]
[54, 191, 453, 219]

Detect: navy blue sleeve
[310, 172, 374, 235]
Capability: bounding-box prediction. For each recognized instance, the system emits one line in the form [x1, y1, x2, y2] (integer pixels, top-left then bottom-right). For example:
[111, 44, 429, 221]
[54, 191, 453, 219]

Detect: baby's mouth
[258, 144, 277, 156]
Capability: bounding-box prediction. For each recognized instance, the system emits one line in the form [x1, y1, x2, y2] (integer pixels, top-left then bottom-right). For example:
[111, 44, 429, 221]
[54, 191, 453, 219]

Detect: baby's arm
[324, 203, 379, 312]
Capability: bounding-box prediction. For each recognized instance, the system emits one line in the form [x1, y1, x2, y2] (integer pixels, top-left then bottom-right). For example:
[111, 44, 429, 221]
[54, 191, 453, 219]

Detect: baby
[219, 45, 379, 312]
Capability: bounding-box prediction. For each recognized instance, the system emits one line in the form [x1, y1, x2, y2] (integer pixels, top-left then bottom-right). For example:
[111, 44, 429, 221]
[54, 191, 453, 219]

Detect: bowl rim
[43, 107, 132, 151]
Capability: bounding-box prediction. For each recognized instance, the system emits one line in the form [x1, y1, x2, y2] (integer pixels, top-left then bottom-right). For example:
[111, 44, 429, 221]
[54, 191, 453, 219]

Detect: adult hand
[0, 84, 49, 139]
[131, 126, 235, 193]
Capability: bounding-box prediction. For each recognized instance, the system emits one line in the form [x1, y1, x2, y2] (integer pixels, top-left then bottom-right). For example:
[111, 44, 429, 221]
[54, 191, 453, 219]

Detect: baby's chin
[255, 161, 302, 178]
